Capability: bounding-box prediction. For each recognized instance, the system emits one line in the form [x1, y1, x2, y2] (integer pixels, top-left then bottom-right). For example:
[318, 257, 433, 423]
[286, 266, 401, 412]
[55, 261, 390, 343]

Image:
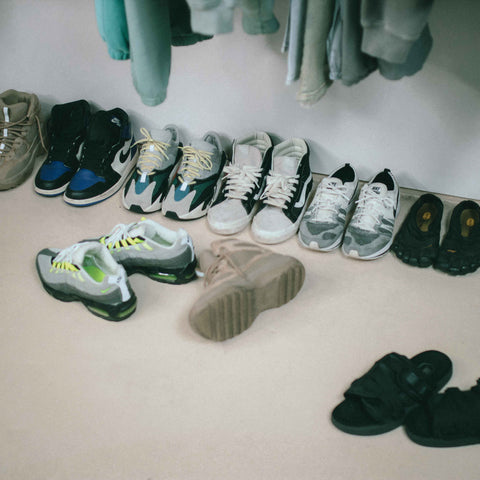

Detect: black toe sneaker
[435, 200, 480, 275]
[34, 100, 90, 196]
[64, 108, 137, 207]
[391, 193, 443, 268]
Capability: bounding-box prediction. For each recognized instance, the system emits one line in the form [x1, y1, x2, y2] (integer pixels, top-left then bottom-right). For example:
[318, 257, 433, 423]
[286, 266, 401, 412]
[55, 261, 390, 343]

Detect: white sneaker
[342, 169, 400, 260]
[207, 132, 273, 235]
[251, 138, 313, 244]
[298, 163, 358, 251]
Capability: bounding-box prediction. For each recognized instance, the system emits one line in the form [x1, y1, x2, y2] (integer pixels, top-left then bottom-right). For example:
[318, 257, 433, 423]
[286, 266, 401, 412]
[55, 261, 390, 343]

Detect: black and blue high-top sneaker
[34, 100, 90, 196]
[64, 108, 137, 207]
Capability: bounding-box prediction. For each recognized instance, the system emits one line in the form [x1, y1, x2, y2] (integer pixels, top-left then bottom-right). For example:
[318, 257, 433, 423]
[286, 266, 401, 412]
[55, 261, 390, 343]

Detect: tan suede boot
[189, 238, 305, 341]
[0, 89, 45, 190]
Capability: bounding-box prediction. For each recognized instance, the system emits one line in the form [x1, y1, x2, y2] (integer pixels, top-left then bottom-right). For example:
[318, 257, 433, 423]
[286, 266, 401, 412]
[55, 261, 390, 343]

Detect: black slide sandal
[404, 379, 480, 447]
[331, 351, 452, 436]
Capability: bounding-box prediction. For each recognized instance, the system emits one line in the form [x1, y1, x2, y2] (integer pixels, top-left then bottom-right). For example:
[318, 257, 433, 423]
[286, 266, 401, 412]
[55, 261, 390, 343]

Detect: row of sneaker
[299, 164, 400, 260]
[36, 218, 305, 341]
[124, 127, 313, 244]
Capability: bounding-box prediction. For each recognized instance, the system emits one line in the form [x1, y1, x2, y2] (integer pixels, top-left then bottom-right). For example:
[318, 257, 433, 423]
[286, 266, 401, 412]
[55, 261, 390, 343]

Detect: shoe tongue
[323, 177, 343, 188]
[368, 182, 387, 196]
[273, 156, 298, 176]
[149, 127, 172, 143]
[51, 103, 85, 139]
[88, 111, 122, 145]
[189, 138, 217, 154]
[128, 223, 147, 238]
[234, 144, 262, 167]
[0, 102, 28, 122]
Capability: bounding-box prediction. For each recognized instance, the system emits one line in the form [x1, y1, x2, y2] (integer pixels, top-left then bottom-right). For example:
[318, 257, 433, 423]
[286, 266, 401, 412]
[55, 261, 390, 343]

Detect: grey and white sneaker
[298, 163, 358, 251]
[122, 125, 182, 213]
[251, 138, 312, 244]
[97, 218, 197, 284]
[162, 131, 227, 220]
[36, 242, 136, 321]
[342, 169, 400, 260]
[207, 132, 273, 235]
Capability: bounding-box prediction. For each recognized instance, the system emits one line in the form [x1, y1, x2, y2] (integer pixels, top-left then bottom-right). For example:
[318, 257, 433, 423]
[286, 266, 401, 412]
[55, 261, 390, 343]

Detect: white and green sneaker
[97, 218, 197, 284]
[36, 242, 136, 321]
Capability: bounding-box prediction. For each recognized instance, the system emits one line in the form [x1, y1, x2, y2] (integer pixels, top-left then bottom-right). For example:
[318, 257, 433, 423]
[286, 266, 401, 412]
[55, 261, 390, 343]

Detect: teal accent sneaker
[98, 218, 197, 284]
[36, 242, 137, 321]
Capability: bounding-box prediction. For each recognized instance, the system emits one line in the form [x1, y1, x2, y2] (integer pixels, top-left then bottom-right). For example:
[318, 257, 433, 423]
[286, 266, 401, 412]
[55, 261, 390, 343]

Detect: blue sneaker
[64, 108, 137, 207]
[34, 100, 90, 196]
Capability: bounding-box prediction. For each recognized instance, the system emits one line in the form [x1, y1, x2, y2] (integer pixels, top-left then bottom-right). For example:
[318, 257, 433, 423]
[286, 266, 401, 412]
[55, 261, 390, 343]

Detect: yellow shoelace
[178, 146, 213, 184]
[134, 127, 171, 174]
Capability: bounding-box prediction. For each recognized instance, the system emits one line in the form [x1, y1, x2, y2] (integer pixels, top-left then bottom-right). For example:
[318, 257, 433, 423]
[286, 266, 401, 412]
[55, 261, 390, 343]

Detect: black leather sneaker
[34, 100, 90, 196]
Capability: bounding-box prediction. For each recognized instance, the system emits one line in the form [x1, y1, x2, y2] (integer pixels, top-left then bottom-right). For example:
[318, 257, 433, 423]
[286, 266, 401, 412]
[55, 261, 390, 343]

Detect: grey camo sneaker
[189, 238, 305, 341]
[36, 242, 136, 321]
[97, 218, 197, 284]
[299, 163, 358, 251]
[342, 169, 400, 260]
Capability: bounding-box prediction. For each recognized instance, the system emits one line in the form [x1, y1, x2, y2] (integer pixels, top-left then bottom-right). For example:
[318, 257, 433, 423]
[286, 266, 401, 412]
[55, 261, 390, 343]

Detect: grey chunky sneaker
[36, 242, 136, 321]
[207, 132, 273, 235]
[0, 89, 46, 190]
[299, 163, 358, 251]
[122, 125, 182, 213]
[162, 131, 227, 220]
[189, 238, 305, 341]
[342, 169, 400, 260]
[97, 218, 197, 284]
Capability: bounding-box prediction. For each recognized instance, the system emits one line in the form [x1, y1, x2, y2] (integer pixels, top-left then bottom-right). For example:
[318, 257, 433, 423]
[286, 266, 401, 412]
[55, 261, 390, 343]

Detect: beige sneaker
[189, 238, 305, 341]
[0, 89, 45, 190]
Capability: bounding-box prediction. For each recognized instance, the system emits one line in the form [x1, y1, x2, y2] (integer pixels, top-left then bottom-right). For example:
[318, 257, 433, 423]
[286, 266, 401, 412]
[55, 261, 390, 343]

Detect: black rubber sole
[123, 257, 197, 284]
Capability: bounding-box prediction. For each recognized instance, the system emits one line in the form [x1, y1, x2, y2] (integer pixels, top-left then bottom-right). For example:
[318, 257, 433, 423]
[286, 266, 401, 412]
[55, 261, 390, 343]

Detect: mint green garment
[95, 0, 211, 106]
[186, 0, 279, 35]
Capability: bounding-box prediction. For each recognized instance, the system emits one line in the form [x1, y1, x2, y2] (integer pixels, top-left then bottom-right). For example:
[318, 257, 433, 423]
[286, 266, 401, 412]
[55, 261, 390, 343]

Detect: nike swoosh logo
[294, 173, 312, 208]
[111, 138, 133, 175]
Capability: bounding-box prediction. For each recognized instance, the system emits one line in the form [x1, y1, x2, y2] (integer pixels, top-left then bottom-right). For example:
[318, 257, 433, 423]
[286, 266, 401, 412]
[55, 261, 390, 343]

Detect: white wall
[3, 0, 480, 199]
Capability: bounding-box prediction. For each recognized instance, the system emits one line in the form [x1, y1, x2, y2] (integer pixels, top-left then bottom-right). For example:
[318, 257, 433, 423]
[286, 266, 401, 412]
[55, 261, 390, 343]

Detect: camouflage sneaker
[0, 89, 46, 190]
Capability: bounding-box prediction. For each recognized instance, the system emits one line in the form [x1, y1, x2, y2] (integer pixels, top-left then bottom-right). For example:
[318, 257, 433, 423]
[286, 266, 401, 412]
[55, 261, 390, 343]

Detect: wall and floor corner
[2, 0, 480, 199]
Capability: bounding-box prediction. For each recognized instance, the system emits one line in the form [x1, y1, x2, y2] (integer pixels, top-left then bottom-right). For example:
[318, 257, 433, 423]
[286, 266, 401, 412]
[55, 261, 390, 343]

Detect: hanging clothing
[327, 0, 435, 85]
[186, 0, 279, 36]
[95, 0, 211, 107]
[282, 0, 307, 85]
[296, 0, 335, 107]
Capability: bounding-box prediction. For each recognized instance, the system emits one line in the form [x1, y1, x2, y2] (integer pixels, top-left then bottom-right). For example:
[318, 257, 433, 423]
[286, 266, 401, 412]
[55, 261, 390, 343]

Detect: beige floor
[2, 165, 480, 480]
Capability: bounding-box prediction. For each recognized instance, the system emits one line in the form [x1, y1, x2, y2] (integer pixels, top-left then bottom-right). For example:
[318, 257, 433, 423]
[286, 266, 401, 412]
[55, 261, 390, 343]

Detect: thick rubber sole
[40, 280, 137, 322]
[189, 257, 305, 341]
[404, 429, 480, 448]
[124, 257, 197, 285]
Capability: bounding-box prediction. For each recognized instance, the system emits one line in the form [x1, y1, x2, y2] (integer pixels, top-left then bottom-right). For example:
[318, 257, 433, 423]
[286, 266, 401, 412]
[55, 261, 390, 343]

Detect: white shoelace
[310, 182, 350, 222]
[260, 171, 299, 209]
[223, 164, 263, 200]
[351, 188, 395, 231]
[53, 243, 82, 264]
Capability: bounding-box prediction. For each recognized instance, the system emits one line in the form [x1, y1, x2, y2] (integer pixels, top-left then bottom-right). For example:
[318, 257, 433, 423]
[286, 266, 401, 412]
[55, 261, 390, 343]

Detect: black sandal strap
[345, 353, 433, 422]
[432, 380, 480, 438]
